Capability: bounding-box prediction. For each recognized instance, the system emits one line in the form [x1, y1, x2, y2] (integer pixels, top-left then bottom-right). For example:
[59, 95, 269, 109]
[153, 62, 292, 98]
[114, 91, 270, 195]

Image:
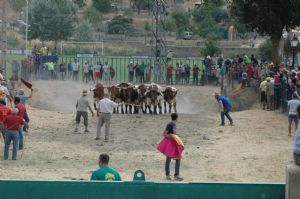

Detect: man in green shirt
[139, 62, 147, 83]
[90, 154, 122, 181]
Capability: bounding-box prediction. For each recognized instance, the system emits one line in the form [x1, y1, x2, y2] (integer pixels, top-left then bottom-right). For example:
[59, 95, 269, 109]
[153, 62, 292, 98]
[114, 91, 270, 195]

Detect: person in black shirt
[163, 113, 183, 181]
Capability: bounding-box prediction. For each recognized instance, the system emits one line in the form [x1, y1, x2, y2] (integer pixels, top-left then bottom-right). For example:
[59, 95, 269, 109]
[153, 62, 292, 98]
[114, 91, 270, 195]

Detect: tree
[29, 0, 78, 43]
[8, 0, 26, 12]
[129, 0, 151, 14]
[72, 0, 86, 8]
[171, 7, 190, 35]
[164, 16, 177, 33]
[107, 15, 134, 35]
[144, 21, 151, 33]
[228, 0, 300, 64]
[84, 6, 102, 25]
[258, 39, 272, 61]
[192, 1, 228, 38]
[201, 35, 222, 57]
[92, 0, 111, 13]
[75, 20, 96, 42]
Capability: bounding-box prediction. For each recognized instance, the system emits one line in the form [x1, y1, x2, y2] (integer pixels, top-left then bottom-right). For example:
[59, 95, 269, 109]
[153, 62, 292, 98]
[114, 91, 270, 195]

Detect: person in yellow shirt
[47, 62, 55, 79]
[260, 77, 268, 110]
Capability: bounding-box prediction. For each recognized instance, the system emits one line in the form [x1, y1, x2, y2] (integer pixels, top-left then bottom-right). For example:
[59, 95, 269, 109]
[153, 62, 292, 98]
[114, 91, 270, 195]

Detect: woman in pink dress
[157, 113, 184, 181]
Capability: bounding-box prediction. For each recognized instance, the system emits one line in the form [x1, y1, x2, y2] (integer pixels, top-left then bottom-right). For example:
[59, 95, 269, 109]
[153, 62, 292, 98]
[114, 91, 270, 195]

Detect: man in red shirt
[3, 108, 28, 160]
[0, 99, 11, 140]
[166, 65, 174, 85]
[14, 97, 27, 150]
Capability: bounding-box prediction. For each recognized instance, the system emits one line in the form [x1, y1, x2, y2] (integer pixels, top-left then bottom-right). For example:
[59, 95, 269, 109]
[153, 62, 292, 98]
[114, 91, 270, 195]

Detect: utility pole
[152, 0, 167, 83]
[0, 0, 7, 77]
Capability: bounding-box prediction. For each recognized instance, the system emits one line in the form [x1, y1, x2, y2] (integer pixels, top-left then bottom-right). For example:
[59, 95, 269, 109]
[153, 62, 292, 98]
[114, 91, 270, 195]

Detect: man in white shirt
[73, 60, 80, 81]
[288, 93, 300, 136]
[96, 93, 119, 141]
[102, 62, 110, 82]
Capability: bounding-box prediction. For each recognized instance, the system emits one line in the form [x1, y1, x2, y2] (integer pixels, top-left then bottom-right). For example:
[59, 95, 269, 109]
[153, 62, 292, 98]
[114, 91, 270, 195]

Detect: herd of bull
[92, 82, 178, 114]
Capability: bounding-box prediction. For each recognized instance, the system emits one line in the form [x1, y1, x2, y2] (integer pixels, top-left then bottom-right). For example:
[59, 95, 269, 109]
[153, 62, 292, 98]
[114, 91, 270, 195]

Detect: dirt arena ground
[0, 81, 294, 182]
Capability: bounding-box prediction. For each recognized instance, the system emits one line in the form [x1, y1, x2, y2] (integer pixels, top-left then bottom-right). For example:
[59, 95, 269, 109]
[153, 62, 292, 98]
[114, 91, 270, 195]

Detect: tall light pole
[25, 0, 29, 55]
[290, 34, 298, 69]
[0, 0, 7, 77]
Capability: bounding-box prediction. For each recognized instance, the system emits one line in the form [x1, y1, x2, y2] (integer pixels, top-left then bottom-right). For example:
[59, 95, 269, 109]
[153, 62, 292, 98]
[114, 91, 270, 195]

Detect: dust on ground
[0, 80, 294, 182]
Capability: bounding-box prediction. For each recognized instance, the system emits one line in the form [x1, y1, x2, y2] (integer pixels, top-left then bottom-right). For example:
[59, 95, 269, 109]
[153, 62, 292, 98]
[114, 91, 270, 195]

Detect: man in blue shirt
[294, 106, 300, 165]
[214, 92, 233, 126]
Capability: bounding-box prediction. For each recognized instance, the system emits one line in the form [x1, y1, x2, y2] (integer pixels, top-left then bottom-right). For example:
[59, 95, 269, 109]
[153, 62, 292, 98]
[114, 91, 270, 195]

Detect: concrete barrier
[285, 164, 300, 199]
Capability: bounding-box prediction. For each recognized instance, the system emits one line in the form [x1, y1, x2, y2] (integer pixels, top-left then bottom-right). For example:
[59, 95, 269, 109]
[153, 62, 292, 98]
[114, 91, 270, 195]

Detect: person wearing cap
[3, 108, 28, 160]
[214, 92, 233, 126]
[0, 99, 11, 140]
[95, 93, 119, 141]
[128, 61, 135, 82]
[75, 89, 94, 133]
[16, 88, 33, 106]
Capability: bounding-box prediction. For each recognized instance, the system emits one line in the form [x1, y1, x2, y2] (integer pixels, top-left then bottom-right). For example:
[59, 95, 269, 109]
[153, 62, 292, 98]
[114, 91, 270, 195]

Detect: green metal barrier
[0, 180, 284, 199]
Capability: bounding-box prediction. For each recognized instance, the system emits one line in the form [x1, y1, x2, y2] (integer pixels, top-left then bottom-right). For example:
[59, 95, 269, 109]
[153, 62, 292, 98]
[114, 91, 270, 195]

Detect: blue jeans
[19, 125, 24, 150]
[221, 107, 233, 125]
[4, 131, 19, 160]
[165, 157, 181, 176]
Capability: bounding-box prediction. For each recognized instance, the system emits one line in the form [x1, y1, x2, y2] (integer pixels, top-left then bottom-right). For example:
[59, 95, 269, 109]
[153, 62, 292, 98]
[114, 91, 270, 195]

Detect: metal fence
[59, 56, 206, 85]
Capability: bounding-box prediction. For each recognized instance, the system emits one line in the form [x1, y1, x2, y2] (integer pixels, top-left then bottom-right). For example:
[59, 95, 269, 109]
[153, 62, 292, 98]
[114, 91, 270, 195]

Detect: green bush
[171, 7, 190, 34]
[84, 6, 102, 25]
[75, 20, 96, 42]
[92, 0, 111, 13]
[164, 16, 177, 33]
[201, 35, 222, 57]
[107, 15, 134, 35]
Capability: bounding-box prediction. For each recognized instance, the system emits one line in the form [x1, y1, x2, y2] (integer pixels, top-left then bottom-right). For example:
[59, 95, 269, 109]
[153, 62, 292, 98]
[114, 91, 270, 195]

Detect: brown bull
[163, 86, 177, 113]
[138, 84, 149, 113]
[92, 83, 104, 110]
[146, 90, 163, 114]
[107, 85, 122, 113]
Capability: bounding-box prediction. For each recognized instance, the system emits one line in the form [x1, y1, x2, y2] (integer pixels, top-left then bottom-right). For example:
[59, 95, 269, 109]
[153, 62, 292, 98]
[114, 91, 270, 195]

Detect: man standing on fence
[95, 93, 119, 141]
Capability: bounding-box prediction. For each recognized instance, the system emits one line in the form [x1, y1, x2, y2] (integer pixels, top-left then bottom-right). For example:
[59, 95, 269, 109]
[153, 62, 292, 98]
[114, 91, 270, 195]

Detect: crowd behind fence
[31, 55, 209, 85]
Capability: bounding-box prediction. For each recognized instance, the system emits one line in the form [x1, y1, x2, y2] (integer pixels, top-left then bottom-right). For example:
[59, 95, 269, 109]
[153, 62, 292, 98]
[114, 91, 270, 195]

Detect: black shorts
[261, 92, 267, 102]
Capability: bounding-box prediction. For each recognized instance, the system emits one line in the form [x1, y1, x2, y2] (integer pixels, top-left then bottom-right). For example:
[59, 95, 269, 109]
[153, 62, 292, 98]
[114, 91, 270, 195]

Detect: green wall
[0, 180, 284, 199]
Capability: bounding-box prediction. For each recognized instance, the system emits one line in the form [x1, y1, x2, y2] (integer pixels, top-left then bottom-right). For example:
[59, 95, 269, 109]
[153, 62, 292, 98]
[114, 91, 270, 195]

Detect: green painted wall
[0, 180, 284, 199]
